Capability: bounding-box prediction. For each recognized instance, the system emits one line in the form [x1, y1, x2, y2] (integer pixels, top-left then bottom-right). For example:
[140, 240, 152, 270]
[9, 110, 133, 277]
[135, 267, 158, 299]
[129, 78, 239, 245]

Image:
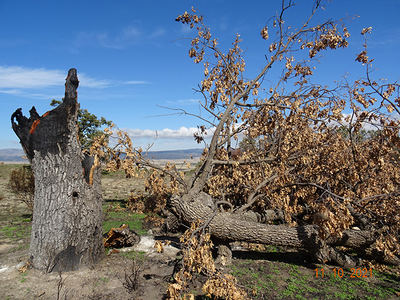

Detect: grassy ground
[228, 255, 399, 299]
[103, 205, 147, 235]
[0, 163, 399, 299]
[0, 163, 32, 258]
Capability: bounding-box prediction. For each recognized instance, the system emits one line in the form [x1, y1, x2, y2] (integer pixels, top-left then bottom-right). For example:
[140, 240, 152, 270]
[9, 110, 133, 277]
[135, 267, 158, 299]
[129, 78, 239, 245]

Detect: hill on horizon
[0, 148, 204, 162]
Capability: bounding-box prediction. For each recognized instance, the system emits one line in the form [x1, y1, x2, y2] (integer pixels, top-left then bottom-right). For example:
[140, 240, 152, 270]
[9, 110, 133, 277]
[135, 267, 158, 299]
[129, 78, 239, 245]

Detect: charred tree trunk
[11, 68, 104, 272]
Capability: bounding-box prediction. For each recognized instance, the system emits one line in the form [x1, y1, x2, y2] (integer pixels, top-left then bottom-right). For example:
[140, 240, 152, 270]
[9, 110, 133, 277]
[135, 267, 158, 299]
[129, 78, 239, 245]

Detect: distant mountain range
[143, 148, 203, 160]
[0, 148, 204, 162]
[0, 148, 27, 162]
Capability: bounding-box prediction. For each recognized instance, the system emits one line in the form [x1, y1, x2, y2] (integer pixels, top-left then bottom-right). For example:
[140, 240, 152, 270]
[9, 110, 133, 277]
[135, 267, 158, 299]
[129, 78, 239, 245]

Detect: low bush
[8, 165, 34, 212]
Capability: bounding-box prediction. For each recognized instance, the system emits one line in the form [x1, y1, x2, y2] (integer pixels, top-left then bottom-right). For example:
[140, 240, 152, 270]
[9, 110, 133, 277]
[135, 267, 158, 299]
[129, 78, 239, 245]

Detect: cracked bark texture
[11, 68, 104, 272]
[170, 192, 377, 267]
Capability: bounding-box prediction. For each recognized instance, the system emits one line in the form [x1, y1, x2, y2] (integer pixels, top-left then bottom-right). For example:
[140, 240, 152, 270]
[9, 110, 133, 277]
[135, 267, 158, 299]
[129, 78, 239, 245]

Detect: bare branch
[157, 105, 217, 127]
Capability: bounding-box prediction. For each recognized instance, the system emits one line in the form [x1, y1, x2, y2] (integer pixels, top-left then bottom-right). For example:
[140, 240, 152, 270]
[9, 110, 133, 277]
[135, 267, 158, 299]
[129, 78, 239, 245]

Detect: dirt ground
[1, 163, 399, 300]
[0, 252, 176, 299]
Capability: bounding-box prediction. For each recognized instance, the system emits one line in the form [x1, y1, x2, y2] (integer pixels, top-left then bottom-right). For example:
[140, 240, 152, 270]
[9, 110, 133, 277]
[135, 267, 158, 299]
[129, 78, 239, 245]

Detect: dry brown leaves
[91, 4, 400, 266]
[166, 221, 248, 300]
[175, 7, 399, 260]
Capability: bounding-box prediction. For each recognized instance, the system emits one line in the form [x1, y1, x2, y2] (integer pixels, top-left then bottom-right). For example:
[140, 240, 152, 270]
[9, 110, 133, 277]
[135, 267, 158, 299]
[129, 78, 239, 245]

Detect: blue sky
[1, 0, 399, 150]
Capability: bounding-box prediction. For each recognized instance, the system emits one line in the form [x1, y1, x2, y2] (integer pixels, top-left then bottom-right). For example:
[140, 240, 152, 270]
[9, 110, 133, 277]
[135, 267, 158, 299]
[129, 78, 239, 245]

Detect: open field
[0, 163, 399, 299]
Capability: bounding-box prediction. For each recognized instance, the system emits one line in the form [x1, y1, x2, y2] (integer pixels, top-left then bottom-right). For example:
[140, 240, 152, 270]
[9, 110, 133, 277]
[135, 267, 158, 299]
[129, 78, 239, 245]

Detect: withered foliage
[174, 3, 400, 262]
[90, 0, 399, 275]
[166, 221, 248, 300]
[89, 126, 183, 214]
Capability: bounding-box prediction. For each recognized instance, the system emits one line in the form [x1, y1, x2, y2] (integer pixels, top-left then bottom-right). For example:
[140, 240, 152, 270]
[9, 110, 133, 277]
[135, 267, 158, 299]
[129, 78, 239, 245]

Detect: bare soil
[1, 253, 176, 300]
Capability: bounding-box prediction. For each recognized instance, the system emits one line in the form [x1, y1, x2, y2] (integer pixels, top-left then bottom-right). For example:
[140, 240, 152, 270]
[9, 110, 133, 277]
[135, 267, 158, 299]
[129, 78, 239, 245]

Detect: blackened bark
[11, 68, 104, 272]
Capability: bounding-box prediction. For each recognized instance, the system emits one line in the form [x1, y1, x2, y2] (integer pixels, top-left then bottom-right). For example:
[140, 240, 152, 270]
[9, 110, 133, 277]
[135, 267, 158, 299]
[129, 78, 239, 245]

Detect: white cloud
[78, 74, 111, 88]
[125, 126, 215, 139]
[326, 112, 400, 132]
[95, 33, 122, 49]
[149, 28, 166, 39]
[123, 26, 141, 39]
[119, 125, 248, 151]
[165, 98, 200, 106]
[72, 25, 169, 52]
[0, 65, 144, 90]
[0, 65, 149, 102]
[123, 80, 150, 85]
[176, 98, 200, 105]
[0, 66, 64, 89]
[0, 88, 21, 95]
[179, 23, 192, 34]
[73, 26, 142, 50]
[0, 88, 62, 100]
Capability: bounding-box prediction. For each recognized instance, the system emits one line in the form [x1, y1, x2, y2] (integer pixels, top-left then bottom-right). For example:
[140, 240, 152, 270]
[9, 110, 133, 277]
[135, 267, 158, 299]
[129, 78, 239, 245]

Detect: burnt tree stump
[11, 68, 104, 272]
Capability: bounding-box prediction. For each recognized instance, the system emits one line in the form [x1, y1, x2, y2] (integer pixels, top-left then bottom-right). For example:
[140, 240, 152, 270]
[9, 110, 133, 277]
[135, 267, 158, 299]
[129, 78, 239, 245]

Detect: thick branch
[170, 195, 376, 251]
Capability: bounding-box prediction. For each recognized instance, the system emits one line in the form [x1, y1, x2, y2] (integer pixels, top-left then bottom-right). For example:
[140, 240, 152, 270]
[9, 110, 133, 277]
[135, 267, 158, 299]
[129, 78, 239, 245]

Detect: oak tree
[91, 1, 399, 278]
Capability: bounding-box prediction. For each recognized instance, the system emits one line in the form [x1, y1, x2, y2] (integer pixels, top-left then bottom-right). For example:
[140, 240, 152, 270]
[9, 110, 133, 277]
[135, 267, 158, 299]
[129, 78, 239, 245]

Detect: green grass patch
[19, 272, 28, 283]
[229, 257, 400, 300]
[230, 261, 278, 297]
[101, 169, 126, 178]
[95, 276, 110, 287]
[0, 225, 31, 239]
[264, 245, 278, 253]
[0, 217, 31, 240]
[120, 250, 146, 262]
[9, 243, 30, 253]
[103, 208, 147, 235]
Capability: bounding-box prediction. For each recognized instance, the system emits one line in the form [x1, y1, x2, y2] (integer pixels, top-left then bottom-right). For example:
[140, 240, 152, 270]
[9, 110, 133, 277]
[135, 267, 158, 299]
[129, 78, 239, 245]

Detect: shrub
[8, 165, 35, 212]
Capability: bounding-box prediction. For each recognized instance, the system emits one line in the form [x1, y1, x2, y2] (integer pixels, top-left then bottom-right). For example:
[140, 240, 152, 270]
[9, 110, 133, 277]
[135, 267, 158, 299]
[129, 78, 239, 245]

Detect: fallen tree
[96, 1, 400, 270]
[169, 192, 377, 267]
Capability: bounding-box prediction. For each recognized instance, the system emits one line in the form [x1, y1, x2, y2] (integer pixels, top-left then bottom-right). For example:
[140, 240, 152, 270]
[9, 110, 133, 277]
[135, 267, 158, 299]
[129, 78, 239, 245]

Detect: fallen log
[169, 192, 388, 267]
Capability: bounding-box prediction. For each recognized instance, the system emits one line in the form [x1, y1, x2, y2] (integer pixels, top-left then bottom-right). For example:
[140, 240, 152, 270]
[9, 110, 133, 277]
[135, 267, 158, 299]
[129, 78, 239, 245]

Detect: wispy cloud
[79, 74, 111, 88]
[0, 65, 149, 92]
[368, 27, 400, 47]
[149, 28, 166, 39]
[73, 25, 142, 50]
[72, 24, 169, 52]
[0, 66, 112, 89]
[0, 89, 22, 95]
[123, 26, 141, 39]
[0, 65, 149, 101]
[0, 88, 62, 100]
[120, 125, 245, 151]
[123, 80, 150, 85]
[125, 126, 215, 139]
[369, 37, 400, 47]
[166, 98, 200, 106]
[0, 66, 64, 89]
[327, 112, 400, 132]
[179, 23, 192, 34]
